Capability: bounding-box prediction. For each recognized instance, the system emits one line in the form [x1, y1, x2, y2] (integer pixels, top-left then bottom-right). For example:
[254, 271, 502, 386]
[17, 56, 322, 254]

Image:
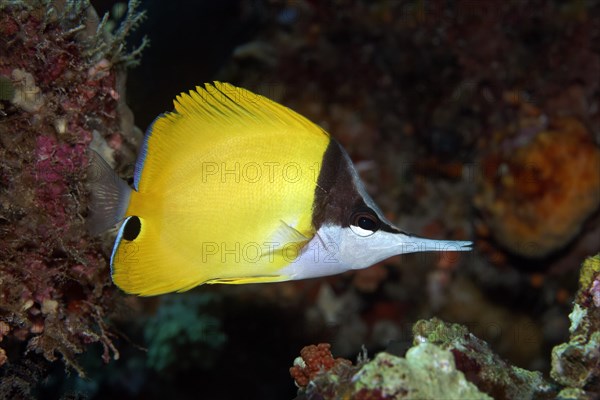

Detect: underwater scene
[1, 0, 599, 399]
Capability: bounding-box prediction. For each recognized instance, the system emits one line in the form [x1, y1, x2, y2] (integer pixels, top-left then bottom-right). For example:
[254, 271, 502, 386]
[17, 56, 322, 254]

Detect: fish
[88, 82, 471, 296]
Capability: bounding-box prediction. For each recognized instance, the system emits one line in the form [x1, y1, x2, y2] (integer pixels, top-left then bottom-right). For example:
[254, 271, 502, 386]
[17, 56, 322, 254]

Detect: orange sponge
[475, 117, 600, 258]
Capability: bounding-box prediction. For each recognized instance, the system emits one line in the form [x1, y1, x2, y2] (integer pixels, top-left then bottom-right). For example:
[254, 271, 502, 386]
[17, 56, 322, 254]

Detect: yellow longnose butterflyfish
[89, 82, 471, 296]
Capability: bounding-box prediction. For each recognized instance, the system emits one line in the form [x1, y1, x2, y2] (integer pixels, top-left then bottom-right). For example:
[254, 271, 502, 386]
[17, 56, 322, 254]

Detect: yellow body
[112, 83, 330, 295]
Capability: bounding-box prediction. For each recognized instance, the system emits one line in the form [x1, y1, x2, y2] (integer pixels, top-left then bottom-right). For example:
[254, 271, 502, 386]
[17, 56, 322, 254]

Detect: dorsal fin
[133, 82, 329, 193]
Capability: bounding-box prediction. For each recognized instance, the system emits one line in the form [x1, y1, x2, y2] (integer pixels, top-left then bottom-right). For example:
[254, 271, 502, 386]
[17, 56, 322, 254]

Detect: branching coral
[0, 0, 145, 395]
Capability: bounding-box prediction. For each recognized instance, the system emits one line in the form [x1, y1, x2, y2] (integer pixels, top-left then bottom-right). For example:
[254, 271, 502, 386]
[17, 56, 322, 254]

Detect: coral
[144, 293, 226, 374]
[289, 343, 353, 388]
[352, 344, 491, 400]
[289, 326, 552, 400]
[0, 0, 145, 395]
[412, 318, 555, 400]
[290, 336, 536, 399]
[551, 255, 600, 397]
[475, 115, 600, 258]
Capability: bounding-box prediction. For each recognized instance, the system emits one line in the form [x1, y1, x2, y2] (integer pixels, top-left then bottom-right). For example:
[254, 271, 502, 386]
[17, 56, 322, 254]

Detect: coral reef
[290, 321, 551, 399]
[0, 0, 145, 396]
[295, 343, 494, 400]
[291, 254, 600, 400]
[289, 319, 554, 400]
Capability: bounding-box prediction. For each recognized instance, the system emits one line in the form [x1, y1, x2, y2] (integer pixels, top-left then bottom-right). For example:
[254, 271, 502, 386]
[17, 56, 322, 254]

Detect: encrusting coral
[0, 0, 146, 396]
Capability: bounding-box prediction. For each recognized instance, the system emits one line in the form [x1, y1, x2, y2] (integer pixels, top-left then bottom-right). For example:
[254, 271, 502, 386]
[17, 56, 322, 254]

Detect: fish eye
[349, 209, 380, 237]
[123, 216, 141, 241]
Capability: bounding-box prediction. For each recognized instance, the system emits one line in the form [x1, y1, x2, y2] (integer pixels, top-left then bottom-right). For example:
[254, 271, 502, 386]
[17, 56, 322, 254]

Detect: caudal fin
[86, 150, 132, 235]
